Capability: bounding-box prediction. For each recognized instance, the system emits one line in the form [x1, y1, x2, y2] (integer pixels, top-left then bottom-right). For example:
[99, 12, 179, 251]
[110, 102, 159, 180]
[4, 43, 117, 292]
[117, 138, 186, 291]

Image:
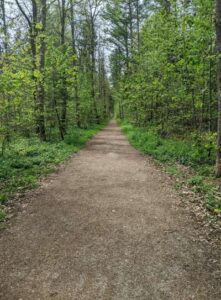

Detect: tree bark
[0, 0, 8, 53]
[70, 0, 81, 128]
[60, 0, 68, 137]
[36, 0, 47, 141]
[216, 0, 221, 176]
[136, 0, 140, 52]
[90, 18, 99, 123]
[60, 0, 66, 45]
[128, 0, 133, 53]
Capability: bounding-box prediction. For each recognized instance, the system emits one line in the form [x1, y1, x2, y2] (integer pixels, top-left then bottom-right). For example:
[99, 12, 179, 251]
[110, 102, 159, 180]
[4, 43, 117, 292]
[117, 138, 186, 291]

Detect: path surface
[0, 121, 221, 300]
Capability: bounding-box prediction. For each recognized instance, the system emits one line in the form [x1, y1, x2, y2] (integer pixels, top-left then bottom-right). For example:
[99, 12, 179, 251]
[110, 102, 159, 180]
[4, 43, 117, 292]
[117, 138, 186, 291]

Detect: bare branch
[15, 0, 32, 28]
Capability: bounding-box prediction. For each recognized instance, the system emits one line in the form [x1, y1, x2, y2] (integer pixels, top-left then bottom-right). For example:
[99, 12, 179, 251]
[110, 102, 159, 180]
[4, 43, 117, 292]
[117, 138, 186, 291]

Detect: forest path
[0, 121, 221, 300]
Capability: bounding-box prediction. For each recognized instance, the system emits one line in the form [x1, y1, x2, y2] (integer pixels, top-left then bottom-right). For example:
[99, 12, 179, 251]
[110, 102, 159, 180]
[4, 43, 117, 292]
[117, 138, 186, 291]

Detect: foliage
[111, 1, 216, 134]
[0, 0, 112, 148]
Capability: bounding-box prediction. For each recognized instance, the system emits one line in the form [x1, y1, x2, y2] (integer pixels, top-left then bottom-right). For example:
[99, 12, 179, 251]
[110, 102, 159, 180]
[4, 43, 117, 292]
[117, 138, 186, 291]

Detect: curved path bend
[0, 121, 221, 300]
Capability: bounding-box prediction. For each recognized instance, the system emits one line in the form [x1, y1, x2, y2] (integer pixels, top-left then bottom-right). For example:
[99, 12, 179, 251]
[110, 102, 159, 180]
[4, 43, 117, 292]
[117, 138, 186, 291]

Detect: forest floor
[0, 121, 221, 300]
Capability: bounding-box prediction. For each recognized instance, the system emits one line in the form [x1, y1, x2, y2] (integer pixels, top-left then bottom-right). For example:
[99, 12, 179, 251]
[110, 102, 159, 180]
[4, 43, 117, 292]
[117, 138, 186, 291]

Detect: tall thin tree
[216, 0, 221, 177]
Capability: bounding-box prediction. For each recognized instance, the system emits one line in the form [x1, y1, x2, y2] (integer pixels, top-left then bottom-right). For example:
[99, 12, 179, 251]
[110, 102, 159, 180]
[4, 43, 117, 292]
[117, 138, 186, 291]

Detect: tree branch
[15, 0, 32, 28]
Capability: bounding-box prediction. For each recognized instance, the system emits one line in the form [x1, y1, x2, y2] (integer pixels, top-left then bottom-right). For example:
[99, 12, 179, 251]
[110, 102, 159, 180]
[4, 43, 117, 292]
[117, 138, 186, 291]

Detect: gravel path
[0, 121, 221, 300]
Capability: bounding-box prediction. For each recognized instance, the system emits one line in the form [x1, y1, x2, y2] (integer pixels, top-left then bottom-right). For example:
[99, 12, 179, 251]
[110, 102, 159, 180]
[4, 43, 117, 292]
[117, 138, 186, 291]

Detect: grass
[120, 121, 221, 214]
[0, 123, 106, 221]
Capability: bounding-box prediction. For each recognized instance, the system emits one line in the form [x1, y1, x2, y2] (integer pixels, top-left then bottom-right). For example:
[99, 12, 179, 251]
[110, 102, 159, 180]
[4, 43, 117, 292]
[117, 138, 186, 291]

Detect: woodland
[1, 0, 221, 219]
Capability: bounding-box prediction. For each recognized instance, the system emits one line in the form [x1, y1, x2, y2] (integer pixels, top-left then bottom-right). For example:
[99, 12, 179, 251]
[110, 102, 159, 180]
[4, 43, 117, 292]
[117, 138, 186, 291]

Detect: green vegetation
[0, 124, 105, 220]
[105, 0, 221, 215]
[0, 1, 113, 221]
[107, 0, 221, 177]
[187, 176, 221, 213]
[1, 1, 221, 221]
[120, 122, 221, 214]
[120, 123, 216, 175]
[0, 0, 113, 148]
[0, 209, 6, 222]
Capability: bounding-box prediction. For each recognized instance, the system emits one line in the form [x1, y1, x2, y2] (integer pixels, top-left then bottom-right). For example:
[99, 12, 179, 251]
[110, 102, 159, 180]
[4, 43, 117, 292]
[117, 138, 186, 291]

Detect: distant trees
[103, 0, 147, 119]
[110, 1, 214, 128]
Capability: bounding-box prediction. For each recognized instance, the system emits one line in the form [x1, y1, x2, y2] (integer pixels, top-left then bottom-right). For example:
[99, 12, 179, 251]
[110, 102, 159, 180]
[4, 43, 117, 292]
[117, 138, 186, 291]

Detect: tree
[15, 0, 47, 141]
[216, 0, 221, 177]
[82, 0, 103, 123]
[0, 0, 8, 53]
[70, 0, 81, 127]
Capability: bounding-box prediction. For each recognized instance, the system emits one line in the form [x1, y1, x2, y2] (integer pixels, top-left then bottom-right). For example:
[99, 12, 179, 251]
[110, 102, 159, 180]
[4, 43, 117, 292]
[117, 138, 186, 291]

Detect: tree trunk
[216, 0, 221, 177]
[136, 0, 140, 52]
[60, 0, 68, 136]
[60, 0, 65, 45]
[36, 0, 47, 141]
[163, 0, 171, 13]
[15, 0, 46, 141]
[128, 0, 133, 53]
[90, 19, 99, 123]
[70, 0, 81, 128]
[0, 0, 8, 52]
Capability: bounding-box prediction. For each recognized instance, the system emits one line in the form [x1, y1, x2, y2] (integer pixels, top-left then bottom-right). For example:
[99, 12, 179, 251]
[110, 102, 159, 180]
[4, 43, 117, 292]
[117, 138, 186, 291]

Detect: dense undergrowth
[0, 124, 105, 222]
[120, 121, 221, 215]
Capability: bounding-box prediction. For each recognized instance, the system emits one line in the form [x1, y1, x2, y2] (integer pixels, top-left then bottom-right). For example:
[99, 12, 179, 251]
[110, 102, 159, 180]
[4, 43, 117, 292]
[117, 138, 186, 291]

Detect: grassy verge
[120, 121, 221, 215]
[0, 124, 106, 222]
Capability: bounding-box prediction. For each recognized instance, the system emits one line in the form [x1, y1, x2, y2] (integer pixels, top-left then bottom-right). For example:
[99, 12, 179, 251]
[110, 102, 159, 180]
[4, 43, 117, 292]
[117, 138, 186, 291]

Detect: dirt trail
[0, 121, 221, 300]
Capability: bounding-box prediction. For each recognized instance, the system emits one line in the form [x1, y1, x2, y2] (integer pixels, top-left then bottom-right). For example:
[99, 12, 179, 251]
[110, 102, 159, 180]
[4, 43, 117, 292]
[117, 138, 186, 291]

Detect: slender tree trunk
[125, 26, 129, 70]
[90, 19, 99, 123]
[60, 0, 65, 45]
[0, 0, 11, 147]
[70, 0, 81, 127]
[15, 0, 46, 141]
[60, 0, 68, 136]
[191, 89, 196, 128]
[128, 0, 133, 53]
[30, 1, 41, 138]
[53, 71, 65, 140]
[136, 0, 140, 52]
[208, 58, 212, 132]
[216, 0, 221, 177]
[0, 0, 8, 52]
[36, 0, 47, 141]
[98, 50, 107, 119]
[163, 0, 171, 13]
